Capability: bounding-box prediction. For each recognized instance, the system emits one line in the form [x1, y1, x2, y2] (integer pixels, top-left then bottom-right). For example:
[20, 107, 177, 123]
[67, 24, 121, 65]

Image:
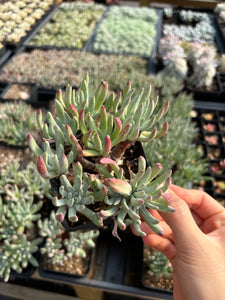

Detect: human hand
[140, 184, 225, 300]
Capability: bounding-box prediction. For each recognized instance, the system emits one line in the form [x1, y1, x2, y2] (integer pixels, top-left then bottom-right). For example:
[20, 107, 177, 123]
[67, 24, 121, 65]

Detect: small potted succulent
[38, 210, 99, 280]
[28, 73, 174, 239]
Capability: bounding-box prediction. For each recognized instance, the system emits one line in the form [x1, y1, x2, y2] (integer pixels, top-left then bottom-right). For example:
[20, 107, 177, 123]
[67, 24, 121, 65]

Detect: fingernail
[162, 192, 173, 204]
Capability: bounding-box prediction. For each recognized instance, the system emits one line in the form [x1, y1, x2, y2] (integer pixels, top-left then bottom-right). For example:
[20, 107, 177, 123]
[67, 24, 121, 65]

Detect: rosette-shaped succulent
[99, 156, 173, 236]
[28, 73, 173, 237]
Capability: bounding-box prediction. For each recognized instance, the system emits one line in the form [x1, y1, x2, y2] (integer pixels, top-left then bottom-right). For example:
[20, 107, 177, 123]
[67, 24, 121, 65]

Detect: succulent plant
[214, 3, 225, 21]
[187, 43, 217, 88]
[143, 74, 210, 188]
[0, 160, 52, 281]
[28, 2, 105, 49]
[0, 161, 52, 201]
[0, 49, 148, 91]
[0, 234, 42, 282]
[145, 247, 173, 279]
[92, 6, 158, 56]
[163, 10, 216, 44]
[163, 7, 173, 18]
[29, 73, 173, 238]
[0, 101, 39, 146]
[38, 211, 99, 266]
[160, 35, 188, 80]
[0, 0, 55, 44]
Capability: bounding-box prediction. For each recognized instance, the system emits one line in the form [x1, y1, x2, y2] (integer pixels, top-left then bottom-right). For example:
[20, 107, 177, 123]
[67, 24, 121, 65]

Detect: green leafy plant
[29, 73, 173, 238]
[0, 234, 42, 282]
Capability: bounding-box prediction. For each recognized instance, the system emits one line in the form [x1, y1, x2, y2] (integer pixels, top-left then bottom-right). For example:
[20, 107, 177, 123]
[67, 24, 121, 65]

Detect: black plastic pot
[29, 87, 57, 108]
[192, 101, 225, 200]
[142, 245, 173, 294]
[38, 238, 97, 281]
[184, 74, 223, 102]
[0, 82, 8, 97]
[0, 82, 37, 103]
[37, 228, 173, 299]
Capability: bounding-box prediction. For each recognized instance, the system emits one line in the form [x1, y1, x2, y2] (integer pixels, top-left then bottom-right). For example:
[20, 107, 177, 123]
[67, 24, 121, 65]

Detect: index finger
[170, 184, 224, 220]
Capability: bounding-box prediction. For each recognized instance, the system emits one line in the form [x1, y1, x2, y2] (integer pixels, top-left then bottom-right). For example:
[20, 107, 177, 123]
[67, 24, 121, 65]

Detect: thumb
[160, 189, 203, 246]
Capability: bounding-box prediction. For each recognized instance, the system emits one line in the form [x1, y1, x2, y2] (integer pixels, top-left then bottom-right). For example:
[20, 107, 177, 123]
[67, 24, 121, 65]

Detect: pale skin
[139, 184, 225, 300]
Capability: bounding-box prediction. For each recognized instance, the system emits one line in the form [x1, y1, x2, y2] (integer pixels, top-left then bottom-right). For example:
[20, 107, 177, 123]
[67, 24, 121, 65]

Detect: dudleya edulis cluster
[28, 73, 174, 238]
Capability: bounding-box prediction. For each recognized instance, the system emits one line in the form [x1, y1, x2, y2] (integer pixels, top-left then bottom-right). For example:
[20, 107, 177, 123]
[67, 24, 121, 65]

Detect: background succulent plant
[0, 161, 51, 281]
[143, 73, 209, 188]
[38, 211, 99, 269]
[0, 0, 55, 44]
[0, 49, 148, 91]
[187, 43, 218, 88]
[160, 35, 188, 80]
[28, 2, 105, 49]
[92, 6, 158, 56]
[0, 101, 39, 146]
[163, 10, 216, 44]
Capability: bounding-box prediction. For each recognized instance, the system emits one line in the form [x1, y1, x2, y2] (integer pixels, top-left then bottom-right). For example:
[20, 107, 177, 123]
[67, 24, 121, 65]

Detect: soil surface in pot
[143, 247, 173, 291]
[41, 247, 92, 276]
[3, 84, 35, 100]
[0, 144, 30, 169]
[186, 75, 220, 93]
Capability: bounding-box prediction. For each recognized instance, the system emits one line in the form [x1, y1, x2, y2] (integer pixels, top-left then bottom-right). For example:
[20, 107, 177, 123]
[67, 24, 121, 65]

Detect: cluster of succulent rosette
[28, 73, 174, 237]
[0, 162, 49, 282]
[38, 210, 99, 266]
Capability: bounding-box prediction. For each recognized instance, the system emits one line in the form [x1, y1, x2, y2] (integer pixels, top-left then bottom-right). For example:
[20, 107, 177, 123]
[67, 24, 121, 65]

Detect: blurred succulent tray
[0, 82, 37, 102]
[25, 6, 108, 52]
[5, 5, 58, 50]
[86, 8, 163, 60]
[160, 9, 225, 53]
[192, 101, 225, 201]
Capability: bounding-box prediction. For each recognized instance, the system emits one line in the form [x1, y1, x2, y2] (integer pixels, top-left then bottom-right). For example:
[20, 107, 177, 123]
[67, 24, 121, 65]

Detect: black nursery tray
[185, 73, 224, 102]
[192, 101, 225, 202]
[159, 9, 225, 54]
[152, 8, 225, 100]
[213, 15, 225, 54]
[0, 82, 56, 108]
[38, 228, 173, 300]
